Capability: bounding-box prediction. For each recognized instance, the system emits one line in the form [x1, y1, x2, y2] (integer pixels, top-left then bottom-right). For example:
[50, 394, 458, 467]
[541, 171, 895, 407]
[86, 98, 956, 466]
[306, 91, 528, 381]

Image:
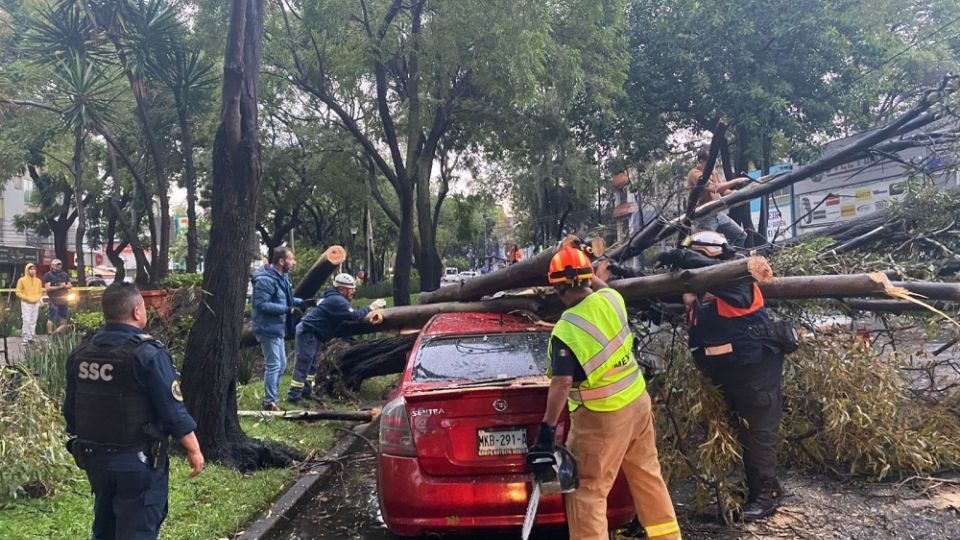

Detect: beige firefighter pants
[565, 391, 681, 540]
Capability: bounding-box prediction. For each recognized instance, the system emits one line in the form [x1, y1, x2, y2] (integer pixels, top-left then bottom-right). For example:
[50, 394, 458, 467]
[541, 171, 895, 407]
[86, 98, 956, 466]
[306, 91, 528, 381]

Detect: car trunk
[404, 383, 567, 477]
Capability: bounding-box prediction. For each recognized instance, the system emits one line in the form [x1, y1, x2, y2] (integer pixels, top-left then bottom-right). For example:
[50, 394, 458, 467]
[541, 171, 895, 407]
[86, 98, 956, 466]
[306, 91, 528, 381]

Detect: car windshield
[411, 332, 550, 383]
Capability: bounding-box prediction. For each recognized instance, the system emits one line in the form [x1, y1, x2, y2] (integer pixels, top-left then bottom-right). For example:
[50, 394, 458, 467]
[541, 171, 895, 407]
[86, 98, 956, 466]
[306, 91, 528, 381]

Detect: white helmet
[686, 230, 728, 258]
[333, 273, 357, 289]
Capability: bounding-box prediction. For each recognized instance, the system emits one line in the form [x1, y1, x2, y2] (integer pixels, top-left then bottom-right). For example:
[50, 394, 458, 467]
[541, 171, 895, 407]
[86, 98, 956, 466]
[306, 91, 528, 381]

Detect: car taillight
[379, 398, 416, 456]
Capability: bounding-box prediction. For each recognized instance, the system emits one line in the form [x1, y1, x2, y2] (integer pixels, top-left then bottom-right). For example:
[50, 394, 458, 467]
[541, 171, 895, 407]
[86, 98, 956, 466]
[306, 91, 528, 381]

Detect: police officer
[63, 283, 204, 540]
[661, 230, 785, 521]
[526, 245, 681, 540]
[285, 273, 386, 404]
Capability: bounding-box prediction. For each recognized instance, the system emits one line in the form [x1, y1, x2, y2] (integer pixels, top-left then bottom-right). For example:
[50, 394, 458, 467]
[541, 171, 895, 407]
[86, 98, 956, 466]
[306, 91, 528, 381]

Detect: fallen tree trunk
[237, 409, 375, 422]
[759, 274, 960, 301]
[610, 256, 773, 302]
[345, 296, 559, 335]
[608, 82, 955, 262]
[240, 245, 346, 347]
[416, 248, 558, 304]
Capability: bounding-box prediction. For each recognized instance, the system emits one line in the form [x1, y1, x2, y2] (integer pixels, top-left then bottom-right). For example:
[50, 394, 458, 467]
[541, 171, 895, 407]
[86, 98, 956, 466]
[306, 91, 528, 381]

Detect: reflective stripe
[646, 520, 680, 538]
[597, 288, 628, 326]
[561, 306, 632, 376]
[290, 380, 305, 388]
[569, 368, 640, 402]
[305, 375, 316, 381]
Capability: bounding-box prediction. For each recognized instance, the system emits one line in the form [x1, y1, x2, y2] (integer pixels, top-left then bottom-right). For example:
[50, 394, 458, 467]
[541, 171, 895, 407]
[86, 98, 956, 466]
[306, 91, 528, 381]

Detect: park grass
[0, 368, 398, 540]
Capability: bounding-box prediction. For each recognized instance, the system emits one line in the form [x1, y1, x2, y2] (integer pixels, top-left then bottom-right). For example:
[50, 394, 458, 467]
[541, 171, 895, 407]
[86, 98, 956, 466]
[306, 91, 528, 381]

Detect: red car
[377, 312, 635, 537]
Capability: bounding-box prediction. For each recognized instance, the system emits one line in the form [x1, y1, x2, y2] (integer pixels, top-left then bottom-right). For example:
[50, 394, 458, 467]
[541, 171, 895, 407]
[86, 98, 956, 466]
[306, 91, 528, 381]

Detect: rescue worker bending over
[661, 230, 785, 521]
[527, 246, 681, 540]
[63, 283, 204, 540]
[286, 273, 386, 404]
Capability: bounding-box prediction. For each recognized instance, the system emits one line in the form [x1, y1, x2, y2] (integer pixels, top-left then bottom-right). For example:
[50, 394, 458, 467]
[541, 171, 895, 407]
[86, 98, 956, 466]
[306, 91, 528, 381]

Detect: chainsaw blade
[520, 479, 541, 540]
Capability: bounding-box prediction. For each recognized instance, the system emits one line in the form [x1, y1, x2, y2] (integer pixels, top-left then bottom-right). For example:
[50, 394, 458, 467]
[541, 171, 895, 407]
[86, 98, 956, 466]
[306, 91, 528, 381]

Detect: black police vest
[688, 284, 776, 368]
[73, 333, 156, 446]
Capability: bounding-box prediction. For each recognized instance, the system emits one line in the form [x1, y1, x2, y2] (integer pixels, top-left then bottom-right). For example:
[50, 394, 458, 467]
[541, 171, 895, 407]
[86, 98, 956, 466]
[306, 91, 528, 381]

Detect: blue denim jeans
[258, 335, 287, 405]
[694, 212, 748, 247]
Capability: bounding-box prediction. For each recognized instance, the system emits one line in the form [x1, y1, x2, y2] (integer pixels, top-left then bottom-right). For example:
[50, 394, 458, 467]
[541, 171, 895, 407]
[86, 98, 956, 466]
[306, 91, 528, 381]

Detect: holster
[141, 423, 169, 470]
[66, 438, 86, 470]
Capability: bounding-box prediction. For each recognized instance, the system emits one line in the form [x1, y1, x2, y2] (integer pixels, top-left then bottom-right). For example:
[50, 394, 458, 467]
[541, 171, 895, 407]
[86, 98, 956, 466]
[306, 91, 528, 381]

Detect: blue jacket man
[64, 283, 204, 540]
[251, 246, 303, 410]
[286, 273, 385, 404]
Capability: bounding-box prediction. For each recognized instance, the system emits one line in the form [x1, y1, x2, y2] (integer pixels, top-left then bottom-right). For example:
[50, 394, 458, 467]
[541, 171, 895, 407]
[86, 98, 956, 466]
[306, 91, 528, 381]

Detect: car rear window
[412, 332, 550, 382]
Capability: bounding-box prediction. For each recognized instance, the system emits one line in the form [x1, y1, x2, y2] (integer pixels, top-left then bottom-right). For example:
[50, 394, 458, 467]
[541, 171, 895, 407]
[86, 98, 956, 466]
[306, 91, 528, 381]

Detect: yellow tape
[0, 286, 106, 293]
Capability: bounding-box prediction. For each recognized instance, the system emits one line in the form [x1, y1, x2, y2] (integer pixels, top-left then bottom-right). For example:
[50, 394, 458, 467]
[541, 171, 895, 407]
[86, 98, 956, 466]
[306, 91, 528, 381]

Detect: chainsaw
[521, 445, 579, 540]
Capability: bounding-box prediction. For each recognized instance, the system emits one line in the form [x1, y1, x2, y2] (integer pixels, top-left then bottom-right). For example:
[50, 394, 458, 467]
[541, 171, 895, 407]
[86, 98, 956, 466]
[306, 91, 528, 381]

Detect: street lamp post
[350, 226, 358, 273]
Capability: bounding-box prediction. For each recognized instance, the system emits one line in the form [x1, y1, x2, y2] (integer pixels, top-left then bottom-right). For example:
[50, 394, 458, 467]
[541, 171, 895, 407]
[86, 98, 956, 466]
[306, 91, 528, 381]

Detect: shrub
[158, 273, 204, 289]
[71, 312, 103, 334]
[0, 369, 75, 502]
[21, 333, 82, 400]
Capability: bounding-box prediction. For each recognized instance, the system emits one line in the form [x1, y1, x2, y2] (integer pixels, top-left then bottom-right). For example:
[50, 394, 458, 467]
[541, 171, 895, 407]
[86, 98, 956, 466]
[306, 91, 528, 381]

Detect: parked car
[456, 270, 478, 281]
[377, 312, 635, 537]
[441, 267, 460, 285]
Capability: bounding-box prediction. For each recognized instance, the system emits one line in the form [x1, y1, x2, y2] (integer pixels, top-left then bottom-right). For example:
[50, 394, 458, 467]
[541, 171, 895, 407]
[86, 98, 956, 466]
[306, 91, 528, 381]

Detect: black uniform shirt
[549, 336, 587, 383]
[64, 323, 197, 440]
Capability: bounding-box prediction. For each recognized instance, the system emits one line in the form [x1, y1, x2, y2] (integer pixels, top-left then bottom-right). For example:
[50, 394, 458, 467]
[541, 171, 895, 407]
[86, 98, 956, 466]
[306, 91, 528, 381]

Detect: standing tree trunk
[177, 100, 200, 274]
[180, 0, 299, 469]
[72, 125, 87, 286]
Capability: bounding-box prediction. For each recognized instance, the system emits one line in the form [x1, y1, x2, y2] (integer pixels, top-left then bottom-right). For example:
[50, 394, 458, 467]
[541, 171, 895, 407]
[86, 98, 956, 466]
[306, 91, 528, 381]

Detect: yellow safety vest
[547, 288, 646, 412]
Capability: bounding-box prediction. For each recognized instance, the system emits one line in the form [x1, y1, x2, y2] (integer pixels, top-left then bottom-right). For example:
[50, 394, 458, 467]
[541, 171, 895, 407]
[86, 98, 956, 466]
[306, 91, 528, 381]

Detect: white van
[441, 267, 460, 284]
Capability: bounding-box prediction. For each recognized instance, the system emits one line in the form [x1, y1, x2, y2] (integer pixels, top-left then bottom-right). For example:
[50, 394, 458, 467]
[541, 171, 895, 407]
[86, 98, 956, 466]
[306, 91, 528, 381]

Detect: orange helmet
[548, 246, 594, 285]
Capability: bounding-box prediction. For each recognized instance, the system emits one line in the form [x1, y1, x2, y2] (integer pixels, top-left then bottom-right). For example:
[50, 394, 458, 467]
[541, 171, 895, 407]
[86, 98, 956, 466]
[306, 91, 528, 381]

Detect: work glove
[370, 298, 387, 310]
[525, 422, 557, 473]
[289, 306, 303, 317]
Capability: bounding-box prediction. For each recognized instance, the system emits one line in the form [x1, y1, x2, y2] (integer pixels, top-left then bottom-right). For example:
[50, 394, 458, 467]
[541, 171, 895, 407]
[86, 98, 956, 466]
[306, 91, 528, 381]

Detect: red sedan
[377, 312, 635, 537]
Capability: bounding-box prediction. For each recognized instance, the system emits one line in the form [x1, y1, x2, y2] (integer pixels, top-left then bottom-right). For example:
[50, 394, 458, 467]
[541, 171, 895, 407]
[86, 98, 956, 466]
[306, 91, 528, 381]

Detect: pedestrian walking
[286, 273, 385, 405]
[16, 263, 42, 343]
[526, 245, 681, 540]
[43, 258, 73, 332]
[63, 283, 204, 540]
[251, 246, 303, 411]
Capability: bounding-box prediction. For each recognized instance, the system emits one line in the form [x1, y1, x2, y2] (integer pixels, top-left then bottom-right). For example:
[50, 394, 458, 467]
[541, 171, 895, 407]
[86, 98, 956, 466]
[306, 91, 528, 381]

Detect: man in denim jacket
[251, 246, 303, 410]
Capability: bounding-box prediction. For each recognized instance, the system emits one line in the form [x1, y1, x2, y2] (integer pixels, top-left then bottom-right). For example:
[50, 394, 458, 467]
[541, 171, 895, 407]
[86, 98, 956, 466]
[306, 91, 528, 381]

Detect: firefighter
[526, 245, 681, 540]
[63, 283, 204, 539]
[661, 230, 785, 521]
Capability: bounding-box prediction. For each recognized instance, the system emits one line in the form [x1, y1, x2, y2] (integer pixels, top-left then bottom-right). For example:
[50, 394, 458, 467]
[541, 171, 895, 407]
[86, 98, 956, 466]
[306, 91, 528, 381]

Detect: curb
[234, 416, 381, 540]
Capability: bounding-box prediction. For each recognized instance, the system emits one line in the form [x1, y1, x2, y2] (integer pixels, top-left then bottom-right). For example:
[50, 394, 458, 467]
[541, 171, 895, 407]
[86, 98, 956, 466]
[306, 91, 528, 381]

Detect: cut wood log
[240, 245, 346, 347]
[237, 409, 375, 422]
[294, 245, 347, 299]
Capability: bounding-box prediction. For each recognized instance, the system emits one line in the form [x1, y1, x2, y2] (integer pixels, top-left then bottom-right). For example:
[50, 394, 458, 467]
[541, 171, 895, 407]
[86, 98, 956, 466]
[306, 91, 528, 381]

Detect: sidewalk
[0, 335, 46, 367]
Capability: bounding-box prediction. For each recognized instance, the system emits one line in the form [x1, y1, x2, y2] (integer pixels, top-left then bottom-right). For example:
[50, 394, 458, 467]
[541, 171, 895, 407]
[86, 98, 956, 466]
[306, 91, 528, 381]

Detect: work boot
[742, 495, 778, 522]
[262, 401, 282, 412]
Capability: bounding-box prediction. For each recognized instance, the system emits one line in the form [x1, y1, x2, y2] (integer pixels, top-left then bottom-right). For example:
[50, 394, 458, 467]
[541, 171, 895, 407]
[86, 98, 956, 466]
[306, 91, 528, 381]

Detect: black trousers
[701, 349, 784, 501]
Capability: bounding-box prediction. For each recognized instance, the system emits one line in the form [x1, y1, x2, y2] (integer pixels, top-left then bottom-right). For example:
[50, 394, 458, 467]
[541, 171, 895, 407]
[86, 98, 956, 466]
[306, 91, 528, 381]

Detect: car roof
[421, 312, 550, 338]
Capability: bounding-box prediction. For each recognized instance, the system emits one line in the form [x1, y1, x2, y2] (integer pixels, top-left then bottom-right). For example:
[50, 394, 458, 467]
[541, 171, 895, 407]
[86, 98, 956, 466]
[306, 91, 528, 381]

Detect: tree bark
[344, 297, 556, 335]
[181, 0, 300, 470]
[72, 125, 87, 286]
[176, 98, 200, 274]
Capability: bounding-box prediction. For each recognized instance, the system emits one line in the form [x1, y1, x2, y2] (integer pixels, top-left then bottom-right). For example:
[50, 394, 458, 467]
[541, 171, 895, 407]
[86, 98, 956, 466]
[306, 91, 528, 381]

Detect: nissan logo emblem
[493, 399, 508, 412]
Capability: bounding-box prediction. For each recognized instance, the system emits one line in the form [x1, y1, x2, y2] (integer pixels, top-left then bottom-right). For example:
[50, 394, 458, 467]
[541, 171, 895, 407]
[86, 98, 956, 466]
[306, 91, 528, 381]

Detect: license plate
[477, 428, 528, 456]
